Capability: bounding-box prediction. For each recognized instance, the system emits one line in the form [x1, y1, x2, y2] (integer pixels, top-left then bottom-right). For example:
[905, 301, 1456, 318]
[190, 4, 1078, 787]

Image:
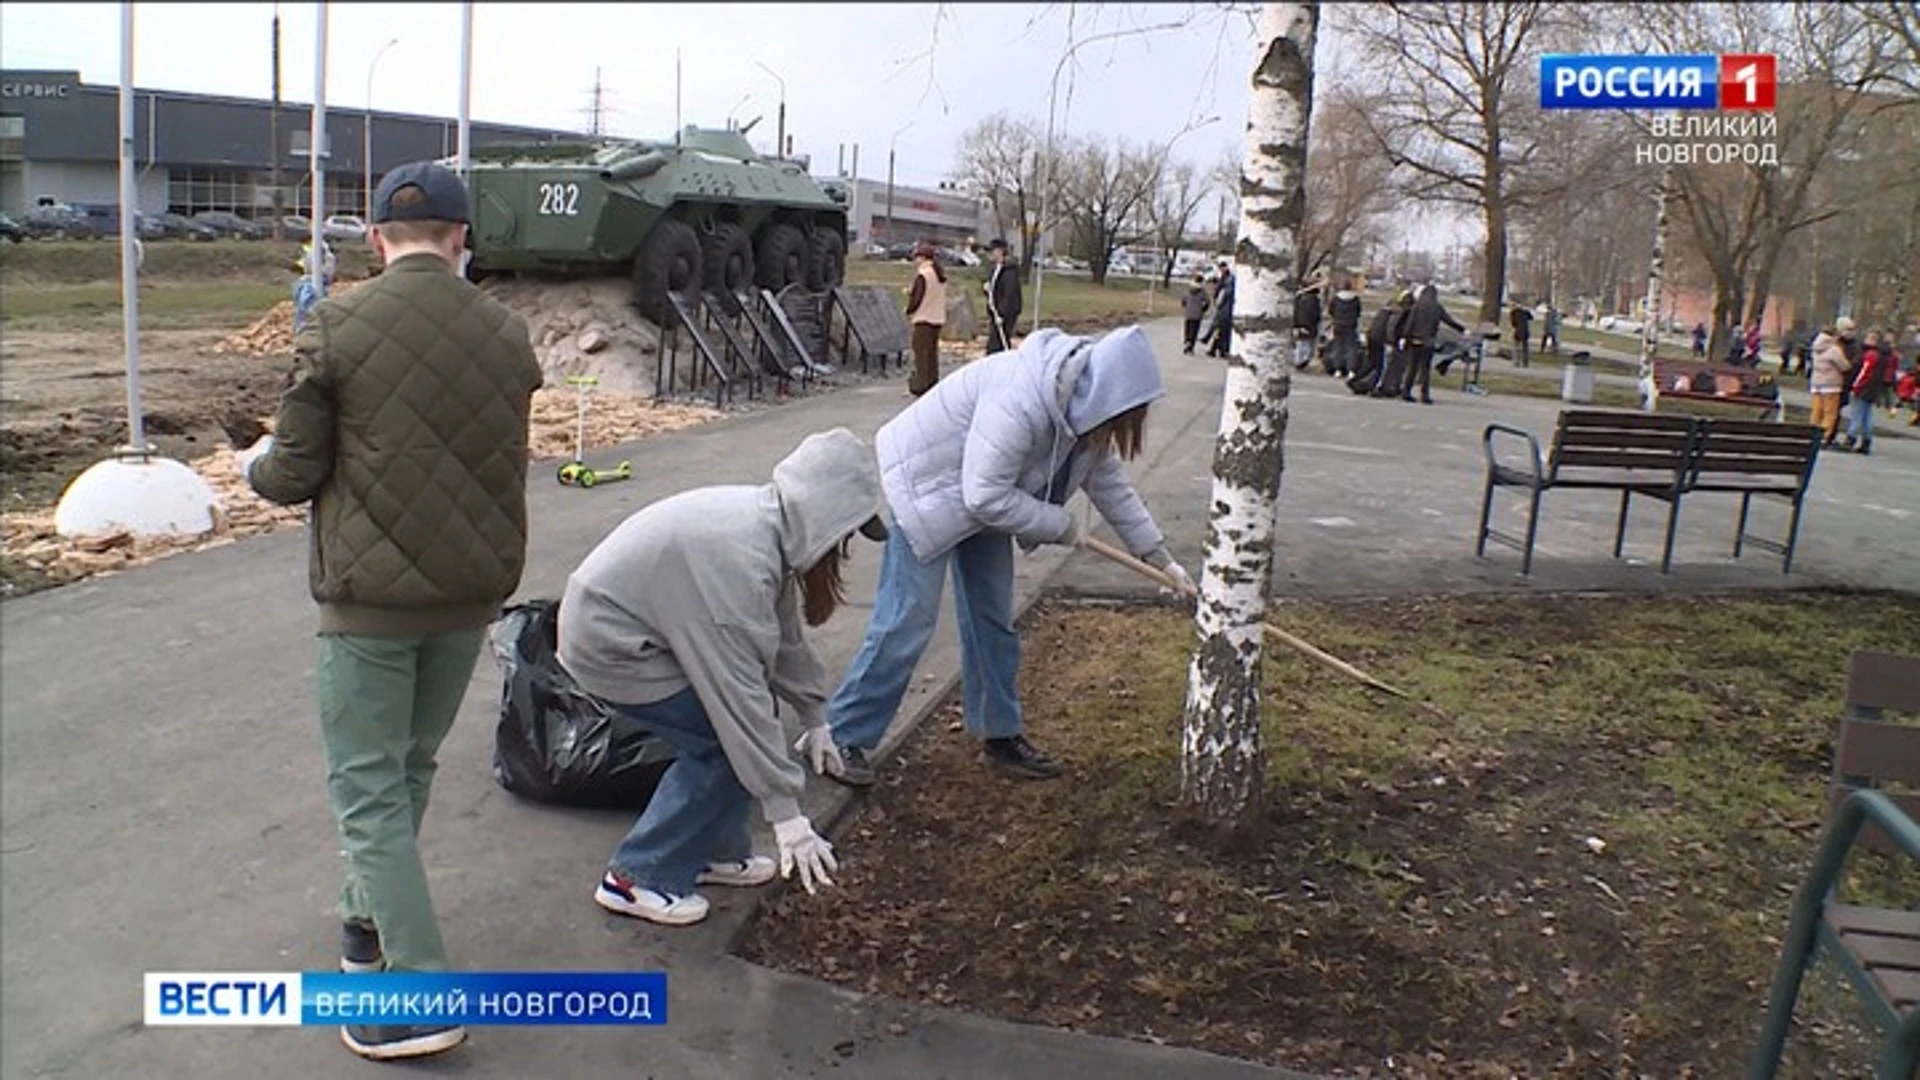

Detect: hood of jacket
[770, 428, 884, 572]
[1062, 324, 1166, 436]
[1418, 284, 1439, 304]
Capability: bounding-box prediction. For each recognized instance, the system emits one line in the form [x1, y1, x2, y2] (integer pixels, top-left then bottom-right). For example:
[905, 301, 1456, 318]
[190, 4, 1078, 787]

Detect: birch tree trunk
[1638, 166, 1673, 412]
[1181, 1, 1318, 828]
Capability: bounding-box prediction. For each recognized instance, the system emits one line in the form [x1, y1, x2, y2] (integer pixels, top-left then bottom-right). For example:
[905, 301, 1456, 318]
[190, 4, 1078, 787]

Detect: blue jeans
[605, 689, 751, 897]
[828, 526, 1022, 752]
[1847, 397, 1875, 443]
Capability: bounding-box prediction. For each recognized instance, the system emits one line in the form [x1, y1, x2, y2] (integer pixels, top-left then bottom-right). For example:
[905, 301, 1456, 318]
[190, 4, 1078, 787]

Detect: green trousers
[317, 628, 485, 973]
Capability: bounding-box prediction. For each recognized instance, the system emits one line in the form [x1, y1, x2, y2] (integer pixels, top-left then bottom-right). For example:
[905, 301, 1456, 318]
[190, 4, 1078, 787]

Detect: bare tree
[1057, 135, 1163, 285]
[1337, 1, 1571, 324]
[1151, 160, 1210, 286]
[1208, 148, 1242, 254]
[1182, 1, 1318, 830]
[1295, 82, 1396, 281]
[951, 113, 1064, 273]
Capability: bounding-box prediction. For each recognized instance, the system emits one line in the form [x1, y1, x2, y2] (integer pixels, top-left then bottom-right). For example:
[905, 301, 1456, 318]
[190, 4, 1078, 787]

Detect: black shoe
[1858, 441, 1872, 456]
[1421, 396, 1434, 405]
[341, 920, 383, 973]
[830, 746, 876, 788]
[342, 1023, 466, 1060]
[983, 735, 1062, 780]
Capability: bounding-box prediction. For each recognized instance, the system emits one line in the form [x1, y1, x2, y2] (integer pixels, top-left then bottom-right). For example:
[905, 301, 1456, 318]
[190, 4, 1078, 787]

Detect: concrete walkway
[3, 320, 1914, 1079]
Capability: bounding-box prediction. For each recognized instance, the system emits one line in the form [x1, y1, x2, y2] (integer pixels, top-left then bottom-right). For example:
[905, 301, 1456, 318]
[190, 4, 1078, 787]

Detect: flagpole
[118, 0, 146, 457]
[308, 0, 328, 297]
[457, 0, 473, 175]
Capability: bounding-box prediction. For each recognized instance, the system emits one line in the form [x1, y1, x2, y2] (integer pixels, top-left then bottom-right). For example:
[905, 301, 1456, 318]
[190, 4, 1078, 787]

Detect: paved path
[4, 319, 1914, 1079]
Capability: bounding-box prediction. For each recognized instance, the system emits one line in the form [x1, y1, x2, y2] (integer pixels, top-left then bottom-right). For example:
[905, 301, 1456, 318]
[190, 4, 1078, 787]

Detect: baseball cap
[373, 161, 470, 225]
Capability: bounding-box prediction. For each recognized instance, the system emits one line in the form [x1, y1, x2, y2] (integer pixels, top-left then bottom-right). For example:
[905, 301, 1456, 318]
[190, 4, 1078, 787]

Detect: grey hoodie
[876, 325, 1171, 566]
[556, 428, 884, 825]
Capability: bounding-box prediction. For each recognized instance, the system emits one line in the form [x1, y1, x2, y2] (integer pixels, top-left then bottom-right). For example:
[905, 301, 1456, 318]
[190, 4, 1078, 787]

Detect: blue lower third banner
[144, 972, 667, 1026]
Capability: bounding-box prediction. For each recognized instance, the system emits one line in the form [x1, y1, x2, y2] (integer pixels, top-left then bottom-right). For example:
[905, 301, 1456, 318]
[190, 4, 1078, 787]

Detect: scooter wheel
[613, 461, 633, 479]
[557, 462, 582, 486]
[578, 469, 598, 488]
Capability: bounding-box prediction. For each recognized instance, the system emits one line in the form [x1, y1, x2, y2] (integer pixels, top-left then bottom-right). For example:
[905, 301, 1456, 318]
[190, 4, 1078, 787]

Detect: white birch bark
[1181, 1, 1318, 826]
[1638, 165, 1673, 413]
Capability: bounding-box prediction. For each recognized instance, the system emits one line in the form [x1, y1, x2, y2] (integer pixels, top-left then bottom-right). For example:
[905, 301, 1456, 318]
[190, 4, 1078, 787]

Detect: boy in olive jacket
[241, 161, 543, 1062]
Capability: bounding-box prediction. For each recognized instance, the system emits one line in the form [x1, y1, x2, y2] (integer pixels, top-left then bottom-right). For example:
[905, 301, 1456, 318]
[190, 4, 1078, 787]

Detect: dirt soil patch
[740, 591, 1920, 1077]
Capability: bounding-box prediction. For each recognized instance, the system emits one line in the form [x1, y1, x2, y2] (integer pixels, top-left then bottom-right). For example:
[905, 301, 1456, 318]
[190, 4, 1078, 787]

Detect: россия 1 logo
[1540, 54, 1777, 111]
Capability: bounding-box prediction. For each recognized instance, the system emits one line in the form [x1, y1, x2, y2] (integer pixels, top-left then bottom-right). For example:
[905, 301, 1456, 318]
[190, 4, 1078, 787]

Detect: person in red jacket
[1844, 331, 1886, 454]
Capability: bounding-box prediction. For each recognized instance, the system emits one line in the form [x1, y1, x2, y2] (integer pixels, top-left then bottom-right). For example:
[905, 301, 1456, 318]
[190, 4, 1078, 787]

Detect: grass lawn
[741, 592, 1920, 1076]
[846, 258, 1176, 334]
[0, 281, 289, 332]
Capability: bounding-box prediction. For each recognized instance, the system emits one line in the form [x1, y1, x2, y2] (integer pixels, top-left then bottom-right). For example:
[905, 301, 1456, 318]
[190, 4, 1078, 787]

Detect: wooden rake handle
[1078, 535, 1428, 708]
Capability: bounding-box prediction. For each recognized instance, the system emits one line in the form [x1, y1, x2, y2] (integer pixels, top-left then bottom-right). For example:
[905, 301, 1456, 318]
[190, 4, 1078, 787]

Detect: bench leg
[1782, 496, 1805, 575]
[1876, 1021, 1920, 1080]
[1520, 487, 1542, 576]
[1661, 497, 1681, 575]
[1734, 491, 1753, 558]
[1613, 489, 1632, 559]
[1475, 475, 1497, 558]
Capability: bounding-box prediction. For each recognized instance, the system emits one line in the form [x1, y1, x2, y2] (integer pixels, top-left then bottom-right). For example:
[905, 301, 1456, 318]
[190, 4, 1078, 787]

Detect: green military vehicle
[463, 125, 850, 319]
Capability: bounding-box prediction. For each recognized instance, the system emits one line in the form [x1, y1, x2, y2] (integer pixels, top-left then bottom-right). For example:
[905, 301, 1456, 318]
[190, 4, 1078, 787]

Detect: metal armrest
[1796, 790, 1920, 911]
[1482, 423, 1544, 489]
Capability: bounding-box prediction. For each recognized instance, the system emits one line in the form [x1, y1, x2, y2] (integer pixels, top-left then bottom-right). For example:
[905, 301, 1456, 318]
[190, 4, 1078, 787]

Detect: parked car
[148, 212, 219, 241]
[192, 210, 268, 240]
[279, 215, 312, 236]
[862, 241, 889, 258]
[19, 204, 95, 240]
[322, 214, 366, 242]
[0, 213, 22, 243]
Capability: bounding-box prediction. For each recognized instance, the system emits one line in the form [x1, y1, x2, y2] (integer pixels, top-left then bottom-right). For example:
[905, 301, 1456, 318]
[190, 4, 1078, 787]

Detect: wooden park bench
[1651, 357, 1785, 421]
[1476, 410, 1696, 575]
[1476, 410, 1822, 576]
[1750, 650, 1920, 1079]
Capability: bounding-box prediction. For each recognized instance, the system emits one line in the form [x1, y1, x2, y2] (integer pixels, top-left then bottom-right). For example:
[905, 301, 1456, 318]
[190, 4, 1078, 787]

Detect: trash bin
[1561, 350, 1595, 403]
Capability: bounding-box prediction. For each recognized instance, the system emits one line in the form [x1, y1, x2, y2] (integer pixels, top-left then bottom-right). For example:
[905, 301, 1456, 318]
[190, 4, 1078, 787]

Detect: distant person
[1691, 321, 1707, 358]
[1542, 304, 1561, 354]
[905, 242, 947, 396]
[292, 239, 338, 334]
[824, 326, 1194, 786]
[1370, 289, 1417, 398]
[983, 238, 1023, 355]
[557, 429, 889, 926]
[1509, 303, 1534, 368]
[1399, 283, 1464, 405]
[239, 161, 542, 1062]
[1744, 323, 1764, 367]
[1324, 276, 1362, 378]
[1181, 273, 1211, 355]
[1844, 330, 1887, 455]
[1809, 324, 1850, 447]
[1207, 261, 1236, 358]
[1291, 277, 1323, 371]
[1781, 319, 1809, 375]
[1350, 291, 1399, 395]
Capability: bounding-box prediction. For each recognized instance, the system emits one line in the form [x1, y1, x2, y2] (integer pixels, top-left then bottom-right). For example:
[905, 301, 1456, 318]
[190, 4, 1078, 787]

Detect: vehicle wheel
[755, 223, 807, 293]
[806, 229, 847, 292]
[633, 218, 704, 322]
[701, 222, 755, 314]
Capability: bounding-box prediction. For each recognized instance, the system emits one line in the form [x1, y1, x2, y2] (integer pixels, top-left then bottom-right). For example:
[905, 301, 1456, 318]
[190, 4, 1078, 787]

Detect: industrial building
[838, 175, 993, 251]
[0, 69, 574, 219]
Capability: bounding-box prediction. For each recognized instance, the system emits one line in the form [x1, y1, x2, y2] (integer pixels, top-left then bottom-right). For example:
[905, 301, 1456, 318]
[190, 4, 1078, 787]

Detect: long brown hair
[1079, 403, 1149, 460]
[799, 537, 854, 626]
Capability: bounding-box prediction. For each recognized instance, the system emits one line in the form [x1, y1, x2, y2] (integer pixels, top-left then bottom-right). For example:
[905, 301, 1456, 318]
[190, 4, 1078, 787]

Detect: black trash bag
[489, 600, 676, 809]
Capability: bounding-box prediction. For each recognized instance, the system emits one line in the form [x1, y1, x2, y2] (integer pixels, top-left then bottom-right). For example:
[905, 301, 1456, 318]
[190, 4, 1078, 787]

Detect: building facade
[838, 175, 991, 250]
[0, 69, 575, 219]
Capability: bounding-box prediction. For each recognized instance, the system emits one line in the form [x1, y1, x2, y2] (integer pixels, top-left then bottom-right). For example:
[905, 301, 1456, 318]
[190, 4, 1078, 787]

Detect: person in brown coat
[1809, 323, 1851, 446]
[905, 243, 948, 396]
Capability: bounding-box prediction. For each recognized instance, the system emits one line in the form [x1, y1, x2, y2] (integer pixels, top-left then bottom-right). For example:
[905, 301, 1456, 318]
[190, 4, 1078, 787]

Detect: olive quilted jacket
[249, 253, 544, 636]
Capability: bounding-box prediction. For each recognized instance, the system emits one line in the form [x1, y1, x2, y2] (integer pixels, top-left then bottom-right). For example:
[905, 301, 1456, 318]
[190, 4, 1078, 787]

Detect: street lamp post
[363, 37, 398, 222]
[756, 61, 785, 159]
[886, 120, 911, 245]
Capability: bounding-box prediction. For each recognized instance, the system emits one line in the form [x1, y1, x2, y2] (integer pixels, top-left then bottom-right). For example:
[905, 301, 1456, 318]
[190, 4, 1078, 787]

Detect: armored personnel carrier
[463, 125, 850, 319]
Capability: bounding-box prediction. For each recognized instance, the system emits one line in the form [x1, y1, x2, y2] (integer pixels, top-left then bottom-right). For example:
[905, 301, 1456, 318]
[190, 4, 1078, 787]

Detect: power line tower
[583, 67, 616, 137]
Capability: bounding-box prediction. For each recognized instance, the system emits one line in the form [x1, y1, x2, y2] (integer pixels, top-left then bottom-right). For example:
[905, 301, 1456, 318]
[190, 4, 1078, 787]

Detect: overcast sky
[0, 1, 1473, 248]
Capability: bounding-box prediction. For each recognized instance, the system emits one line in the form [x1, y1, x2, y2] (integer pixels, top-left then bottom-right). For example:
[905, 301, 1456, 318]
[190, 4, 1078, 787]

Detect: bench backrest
[1545, 409, 1695, 484]
[1831, 650, 1920, 853]
[1690, 420, 1821, 487]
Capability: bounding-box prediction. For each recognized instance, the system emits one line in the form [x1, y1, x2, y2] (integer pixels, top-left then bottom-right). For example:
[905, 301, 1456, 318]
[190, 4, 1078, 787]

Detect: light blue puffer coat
[875, 325, 1173, 567]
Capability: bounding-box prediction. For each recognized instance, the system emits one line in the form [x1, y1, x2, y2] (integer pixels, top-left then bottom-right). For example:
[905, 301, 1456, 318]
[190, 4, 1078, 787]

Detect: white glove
[235, 434, 274, 475]
[793, 726, 846, 778]
[773, 815, 838, 895]
[1056, 515, 1086, 548]
[1160, 560, 1198, 599]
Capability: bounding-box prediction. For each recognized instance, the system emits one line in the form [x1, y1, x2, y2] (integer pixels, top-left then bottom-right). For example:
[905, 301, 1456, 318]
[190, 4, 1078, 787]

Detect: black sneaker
[342, 1023, 466, 1060]
[983, 735, 1063, 780]
[830, 746, 876, 788]
[340, 920, 383, 973]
